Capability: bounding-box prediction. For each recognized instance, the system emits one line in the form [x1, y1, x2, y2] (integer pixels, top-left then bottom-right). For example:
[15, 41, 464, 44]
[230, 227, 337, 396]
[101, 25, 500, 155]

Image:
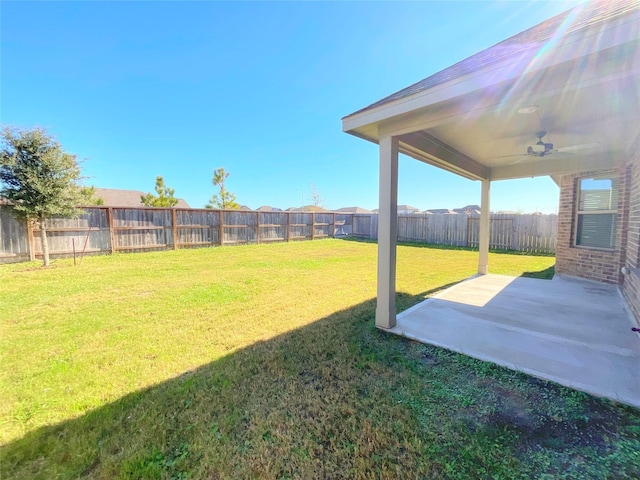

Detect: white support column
[376, 135, 399, 329]
[478, 179, 491, 275]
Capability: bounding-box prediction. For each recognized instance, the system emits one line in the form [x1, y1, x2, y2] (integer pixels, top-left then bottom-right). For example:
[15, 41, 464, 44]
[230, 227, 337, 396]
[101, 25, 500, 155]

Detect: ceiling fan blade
[491, 154, 529, 159]
[556, 142, 600, 152]
[505, 156, 540, 164]
[547, 150, 574, 155]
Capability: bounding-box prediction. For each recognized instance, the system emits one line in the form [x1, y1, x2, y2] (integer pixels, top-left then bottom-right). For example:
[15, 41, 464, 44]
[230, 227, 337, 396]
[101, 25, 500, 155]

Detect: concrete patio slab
[389, 274, 640, 408]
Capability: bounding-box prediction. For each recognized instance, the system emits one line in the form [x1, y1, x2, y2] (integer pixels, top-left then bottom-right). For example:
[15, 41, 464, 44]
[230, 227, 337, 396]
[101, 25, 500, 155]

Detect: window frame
[573, 175, 618, 251]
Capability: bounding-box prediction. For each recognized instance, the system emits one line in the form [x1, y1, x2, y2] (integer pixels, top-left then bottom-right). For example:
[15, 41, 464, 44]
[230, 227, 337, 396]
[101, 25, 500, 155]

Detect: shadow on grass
[396, 282, 464, 312]
[520, 265, 556, 280]
[3, 291, 638, 480]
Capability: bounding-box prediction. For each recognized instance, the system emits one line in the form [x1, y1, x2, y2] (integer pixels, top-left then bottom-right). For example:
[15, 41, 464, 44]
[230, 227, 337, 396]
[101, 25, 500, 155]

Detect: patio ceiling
[342, 2, 640, 182]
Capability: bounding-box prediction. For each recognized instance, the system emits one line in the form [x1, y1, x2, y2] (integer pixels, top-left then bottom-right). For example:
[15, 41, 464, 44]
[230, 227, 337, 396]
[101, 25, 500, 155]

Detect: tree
[301, 183, 325, 212]
[79, 185, 104, 205]
[140, 176, 178, 207]
[206, 168, 238, 209]
[0, 127, 84, 266]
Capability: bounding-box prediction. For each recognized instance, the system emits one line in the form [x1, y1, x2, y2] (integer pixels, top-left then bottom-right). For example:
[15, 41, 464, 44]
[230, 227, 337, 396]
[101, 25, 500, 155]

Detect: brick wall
[556, 166, 631, 285]
[621, 135, 640, 325]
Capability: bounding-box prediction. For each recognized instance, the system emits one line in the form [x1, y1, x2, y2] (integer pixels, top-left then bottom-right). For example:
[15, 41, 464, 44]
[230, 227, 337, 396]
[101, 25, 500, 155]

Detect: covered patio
[342, 2, 640, 405]
[393, 273, 640, 407]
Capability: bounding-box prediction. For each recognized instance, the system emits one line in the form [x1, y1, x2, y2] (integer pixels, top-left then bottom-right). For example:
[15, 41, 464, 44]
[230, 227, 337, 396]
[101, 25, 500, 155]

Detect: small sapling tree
[301, 183, 325, 212]
[206, 167, 239, 209]
[140, 176, 179, 207]
[80, 185, 104, 205]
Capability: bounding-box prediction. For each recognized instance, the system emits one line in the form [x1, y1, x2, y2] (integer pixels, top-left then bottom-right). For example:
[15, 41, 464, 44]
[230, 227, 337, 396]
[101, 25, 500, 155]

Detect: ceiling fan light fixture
[518, 105, 538, 114]
[528, 144, 546, 155]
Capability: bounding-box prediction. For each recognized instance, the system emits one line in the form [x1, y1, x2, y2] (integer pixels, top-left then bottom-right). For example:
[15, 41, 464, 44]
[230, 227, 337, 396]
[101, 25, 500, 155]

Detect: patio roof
[342, 0, 640, 182]
[341, 0, 640, 334]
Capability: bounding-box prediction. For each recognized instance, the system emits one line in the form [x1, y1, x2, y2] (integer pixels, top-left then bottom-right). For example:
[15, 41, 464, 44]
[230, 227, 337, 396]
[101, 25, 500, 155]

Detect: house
[342, 1, 639, 403]
[91, 188, 190, 208]
[286, 205, 329, 212]
[334, 206, 373, 214]
[494, 210, 520, 215]
[256, 205, 283, 212]
[453, 204, 481, 215]
[422, 205, 481, 214]
[397, 204, 420, 215]
[372, 206, 421, 214]
[425, 208, 458, 215]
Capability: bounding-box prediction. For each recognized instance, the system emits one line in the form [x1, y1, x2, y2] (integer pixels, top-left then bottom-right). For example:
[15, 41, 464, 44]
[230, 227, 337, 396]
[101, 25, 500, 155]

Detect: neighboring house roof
[256, 205, 283, 212]
[238, 205, 253, 211]
[334, 206, 373, 214]
[397, 205, 420, 212]
[346, 1, 638, 117]
[453, 204, 481, 215]
[426, 209, 458, 215]
[92, 188, 190, 208]
[369, 206, 420, 213]
[288, 205, 329, 212]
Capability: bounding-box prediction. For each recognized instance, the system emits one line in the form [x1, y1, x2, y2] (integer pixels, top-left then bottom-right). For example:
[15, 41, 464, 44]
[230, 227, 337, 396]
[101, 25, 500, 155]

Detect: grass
[1, 239, 638, 479]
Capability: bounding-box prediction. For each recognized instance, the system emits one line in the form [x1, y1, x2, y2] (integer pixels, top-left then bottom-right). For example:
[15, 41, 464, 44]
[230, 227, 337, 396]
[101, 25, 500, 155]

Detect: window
[575, 176, 618, 249]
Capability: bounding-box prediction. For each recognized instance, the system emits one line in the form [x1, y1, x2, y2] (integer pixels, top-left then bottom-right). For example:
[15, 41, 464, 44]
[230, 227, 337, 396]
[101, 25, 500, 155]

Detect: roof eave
[342, 11, 639, 140]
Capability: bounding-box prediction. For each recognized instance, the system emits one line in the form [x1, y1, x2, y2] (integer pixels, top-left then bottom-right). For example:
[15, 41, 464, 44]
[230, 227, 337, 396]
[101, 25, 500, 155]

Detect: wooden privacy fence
[352, 213, 557, 254]
[0, 207, 557, 263]
[0, 206, 345, 264]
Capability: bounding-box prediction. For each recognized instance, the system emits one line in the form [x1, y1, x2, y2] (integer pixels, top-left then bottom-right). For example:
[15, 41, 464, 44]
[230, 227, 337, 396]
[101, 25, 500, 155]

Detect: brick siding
[556, 166, 630, 284]
[621, 135, 640, 325]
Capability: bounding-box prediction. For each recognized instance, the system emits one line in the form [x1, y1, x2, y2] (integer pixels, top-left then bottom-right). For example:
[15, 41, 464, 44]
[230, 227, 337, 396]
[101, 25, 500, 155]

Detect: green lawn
[1, 240, 638, 479]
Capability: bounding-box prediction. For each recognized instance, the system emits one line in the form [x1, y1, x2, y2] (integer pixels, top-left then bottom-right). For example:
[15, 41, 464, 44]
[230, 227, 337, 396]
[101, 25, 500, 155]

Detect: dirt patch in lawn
[464, 377, 629, 454]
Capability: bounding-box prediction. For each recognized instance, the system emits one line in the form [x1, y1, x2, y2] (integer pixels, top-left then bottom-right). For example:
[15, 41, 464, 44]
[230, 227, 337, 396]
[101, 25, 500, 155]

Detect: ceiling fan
[526, 130, 555, 157]
[501, 130, 599, 162]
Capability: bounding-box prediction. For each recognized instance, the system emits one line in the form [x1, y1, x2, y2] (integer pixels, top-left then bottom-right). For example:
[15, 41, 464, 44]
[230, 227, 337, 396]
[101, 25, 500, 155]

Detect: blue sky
[2, 1, 582, 212]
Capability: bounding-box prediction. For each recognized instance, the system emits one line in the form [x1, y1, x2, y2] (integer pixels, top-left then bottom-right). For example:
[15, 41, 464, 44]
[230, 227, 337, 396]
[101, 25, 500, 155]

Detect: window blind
[575, 176, 618, 249]
[576, 213, 616, 249]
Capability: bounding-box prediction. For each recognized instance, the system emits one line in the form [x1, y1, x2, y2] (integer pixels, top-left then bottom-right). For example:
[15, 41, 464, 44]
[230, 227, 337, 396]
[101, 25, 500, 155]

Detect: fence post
[26, 219, 36, 261]
[171, 208, 178, 249]
[210, 209, 216, 246]
[332, 212, 335, 238]
[511, 215, 519, 251]
[286, 211, 291, 241]
[218, 210, 224, 246]
[107, 208, 116, 254]
[311, 212, 315, 240]
[256, 211, 261, 244]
